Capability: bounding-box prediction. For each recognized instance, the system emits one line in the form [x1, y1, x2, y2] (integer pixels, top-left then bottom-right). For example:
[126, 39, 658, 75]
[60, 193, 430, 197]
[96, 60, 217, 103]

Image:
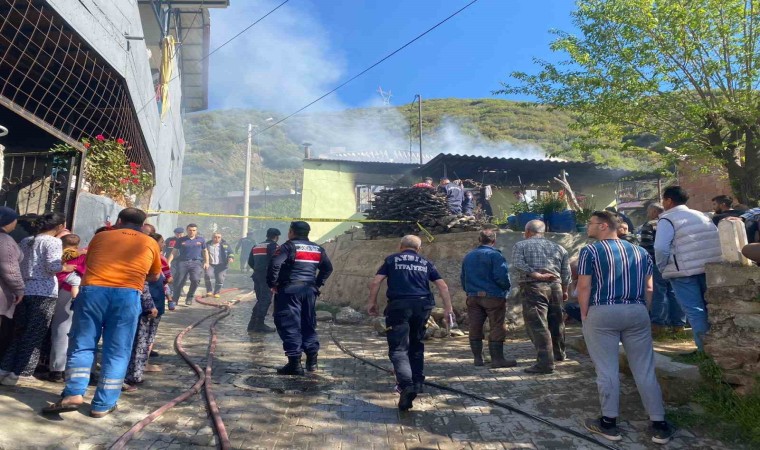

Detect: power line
[252, 0, 480, 137]
[135, 0, 290, 117]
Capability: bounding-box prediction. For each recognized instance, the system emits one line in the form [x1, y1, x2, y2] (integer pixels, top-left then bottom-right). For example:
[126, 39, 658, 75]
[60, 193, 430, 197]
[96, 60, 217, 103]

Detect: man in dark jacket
[203, 232, 234, 298]
[247, 228, 280, 333]
[268, 222, 332, 375]
[438, 177, 464, 214]
[461, 229, 514, 368]
[367, 235, 453, 411]
[462, 191, 475, 216]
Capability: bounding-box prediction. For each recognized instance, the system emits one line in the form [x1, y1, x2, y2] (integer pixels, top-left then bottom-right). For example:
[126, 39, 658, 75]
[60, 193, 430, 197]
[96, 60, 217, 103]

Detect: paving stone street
[0, 279, 743, 449]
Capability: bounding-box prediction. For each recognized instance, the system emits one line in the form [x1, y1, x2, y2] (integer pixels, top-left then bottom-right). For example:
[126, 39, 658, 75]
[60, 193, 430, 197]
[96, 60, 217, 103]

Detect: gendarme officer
[367, 235, 453, 411]
[247, 228, 281, 333]
[267, 221, 333, 375]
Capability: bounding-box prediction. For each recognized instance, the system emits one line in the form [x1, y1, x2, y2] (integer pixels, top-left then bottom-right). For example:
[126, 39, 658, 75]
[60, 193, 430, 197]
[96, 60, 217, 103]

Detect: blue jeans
[668, 274, 709, 351]
[62, 286, 141, 412]
[385, 300, 433, 390]
[650, 266, 686, 327]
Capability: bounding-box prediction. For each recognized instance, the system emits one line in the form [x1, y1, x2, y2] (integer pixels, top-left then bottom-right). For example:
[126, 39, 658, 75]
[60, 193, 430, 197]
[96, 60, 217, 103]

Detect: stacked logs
[364, 187, 486, 239]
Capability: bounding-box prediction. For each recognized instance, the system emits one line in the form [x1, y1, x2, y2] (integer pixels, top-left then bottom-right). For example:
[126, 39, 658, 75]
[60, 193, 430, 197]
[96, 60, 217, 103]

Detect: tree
[497, 0, 760, 205]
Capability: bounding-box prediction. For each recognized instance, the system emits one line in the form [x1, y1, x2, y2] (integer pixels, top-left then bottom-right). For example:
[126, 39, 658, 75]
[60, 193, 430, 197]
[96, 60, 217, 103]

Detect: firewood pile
[364, 187, 487, 239]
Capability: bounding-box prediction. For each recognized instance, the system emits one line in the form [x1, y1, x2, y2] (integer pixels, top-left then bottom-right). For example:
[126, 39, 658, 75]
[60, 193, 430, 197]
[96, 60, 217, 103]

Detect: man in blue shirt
[367, 235, 453, 412]
[577, 211, 675, 444]
[460, 229, 515, 368]
[167, 223, 208, 306]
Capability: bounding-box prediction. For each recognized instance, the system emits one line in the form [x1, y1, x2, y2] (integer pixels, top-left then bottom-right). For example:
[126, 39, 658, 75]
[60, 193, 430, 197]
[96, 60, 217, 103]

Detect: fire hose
[110, 288, 240, 450]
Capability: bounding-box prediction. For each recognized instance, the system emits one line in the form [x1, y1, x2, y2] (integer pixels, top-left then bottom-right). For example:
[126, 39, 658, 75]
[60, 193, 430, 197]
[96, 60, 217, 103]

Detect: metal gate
[0, 151, 80, 223]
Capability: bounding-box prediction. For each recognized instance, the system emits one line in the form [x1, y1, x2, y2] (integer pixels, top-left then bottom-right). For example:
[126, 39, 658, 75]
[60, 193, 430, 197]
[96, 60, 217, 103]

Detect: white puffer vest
[659, 205, 722, 279]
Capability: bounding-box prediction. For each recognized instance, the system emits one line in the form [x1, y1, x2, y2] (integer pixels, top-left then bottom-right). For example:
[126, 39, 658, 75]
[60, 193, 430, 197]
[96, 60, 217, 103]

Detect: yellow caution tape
[146, 209, 412, 224]
[416, 222, 435, 243]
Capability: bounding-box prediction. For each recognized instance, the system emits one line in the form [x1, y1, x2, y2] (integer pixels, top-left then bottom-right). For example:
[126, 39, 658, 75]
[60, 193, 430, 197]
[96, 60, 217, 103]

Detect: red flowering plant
[51, 135, 154, 206]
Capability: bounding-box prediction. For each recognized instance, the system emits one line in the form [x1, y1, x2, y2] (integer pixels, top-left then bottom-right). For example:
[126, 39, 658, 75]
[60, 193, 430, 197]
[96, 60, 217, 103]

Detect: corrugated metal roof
[417, 153, 634, 187]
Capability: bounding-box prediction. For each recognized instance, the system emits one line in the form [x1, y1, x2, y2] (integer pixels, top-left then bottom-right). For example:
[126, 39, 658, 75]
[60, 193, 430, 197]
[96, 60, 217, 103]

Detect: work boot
[276, 356, 304, 376]
[398, 386, 417, 411]
[488, 341, 517, 368]
[248, 319, 276, 333]
[469, 340, 484, 366]
[305, 353, 318, 372]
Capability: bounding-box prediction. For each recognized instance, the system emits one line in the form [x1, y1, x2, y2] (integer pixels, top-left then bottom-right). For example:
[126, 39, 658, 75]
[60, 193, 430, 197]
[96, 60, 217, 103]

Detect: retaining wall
[703, 262, 760, 395]
[321, 230, 589, 327]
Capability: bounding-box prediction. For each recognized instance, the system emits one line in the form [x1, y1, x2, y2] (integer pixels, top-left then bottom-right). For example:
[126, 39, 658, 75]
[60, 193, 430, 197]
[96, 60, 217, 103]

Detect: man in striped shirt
[577, 211, 675, 445]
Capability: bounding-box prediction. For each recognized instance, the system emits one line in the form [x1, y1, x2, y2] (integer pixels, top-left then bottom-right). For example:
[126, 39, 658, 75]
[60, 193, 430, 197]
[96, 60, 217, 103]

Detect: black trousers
[247, 273, 273, 329]
[273, 284, 318, 357]
[385, 300, 432, 390]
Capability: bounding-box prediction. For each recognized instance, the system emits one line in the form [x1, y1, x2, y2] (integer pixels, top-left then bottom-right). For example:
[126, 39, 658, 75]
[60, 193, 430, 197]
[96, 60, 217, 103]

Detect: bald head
[400, 235, 422, 251]
[525, 220, 546, 234]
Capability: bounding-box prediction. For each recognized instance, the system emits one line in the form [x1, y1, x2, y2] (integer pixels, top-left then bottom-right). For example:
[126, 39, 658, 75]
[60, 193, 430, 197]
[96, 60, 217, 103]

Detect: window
[356, 184, 387, 212]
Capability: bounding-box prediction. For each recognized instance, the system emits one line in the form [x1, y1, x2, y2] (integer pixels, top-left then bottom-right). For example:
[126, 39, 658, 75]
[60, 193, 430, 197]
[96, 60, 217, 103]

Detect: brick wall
[677, 160, 733, 212]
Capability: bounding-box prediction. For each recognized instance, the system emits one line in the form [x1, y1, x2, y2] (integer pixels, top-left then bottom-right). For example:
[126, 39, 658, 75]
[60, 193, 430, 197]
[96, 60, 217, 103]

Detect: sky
[206, 0, 577, 113]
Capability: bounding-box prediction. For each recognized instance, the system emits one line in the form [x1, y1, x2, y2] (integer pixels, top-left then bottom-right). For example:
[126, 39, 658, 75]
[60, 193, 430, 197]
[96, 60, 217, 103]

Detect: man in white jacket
[654, 186, 721, 351]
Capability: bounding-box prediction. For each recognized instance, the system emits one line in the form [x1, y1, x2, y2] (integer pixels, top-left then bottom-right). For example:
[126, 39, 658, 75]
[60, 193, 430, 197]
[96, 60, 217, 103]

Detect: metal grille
[0, 0, 155, 173]
[0, 151, 80, 223]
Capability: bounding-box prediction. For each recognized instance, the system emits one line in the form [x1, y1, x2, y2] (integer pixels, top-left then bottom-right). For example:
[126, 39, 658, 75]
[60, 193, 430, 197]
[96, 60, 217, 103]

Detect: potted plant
[542, 191, 576, 233]
[51, 135, 154, 207]
[513, 199, 542, 230]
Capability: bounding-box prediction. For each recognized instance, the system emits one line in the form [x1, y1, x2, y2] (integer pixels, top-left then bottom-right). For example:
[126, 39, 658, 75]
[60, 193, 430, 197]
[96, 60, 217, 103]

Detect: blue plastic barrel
[507, 215, 518, 230]
[517, 212, 543, 230]
[546, 210, 576, 233]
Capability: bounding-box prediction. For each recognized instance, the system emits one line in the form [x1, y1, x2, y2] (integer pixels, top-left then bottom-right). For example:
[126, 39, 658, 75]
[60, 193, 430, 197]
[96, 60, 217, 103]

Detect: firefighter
[438, 177, 464, 214]
[267, 221, 333, 375]
[247, 228, 281, 333]
[367, 235, 453, 411]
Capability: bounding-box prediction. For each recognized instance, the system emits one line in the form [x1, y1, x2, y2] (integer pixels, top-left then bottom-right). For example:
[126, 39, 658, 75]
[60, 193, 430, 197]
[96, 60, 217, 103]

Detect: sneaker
[185, 299, 193, 306]
[584, 418, 622, 442]
[205, 293, 214, 298]
[214, 294, 221, 298]
[651, 422, 677, 445]
[0, 373, 19, 386]
[168, 301, 176, 311]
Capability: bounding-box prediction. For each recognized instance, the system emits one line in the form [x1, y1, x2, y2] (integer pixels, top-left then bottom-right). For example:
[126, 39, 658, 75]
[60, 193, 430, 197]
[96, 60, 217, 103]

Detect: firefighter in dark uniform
[247, 228, 281, 333]
[268, 221, 333, 375]
[367, 235, 453, 411]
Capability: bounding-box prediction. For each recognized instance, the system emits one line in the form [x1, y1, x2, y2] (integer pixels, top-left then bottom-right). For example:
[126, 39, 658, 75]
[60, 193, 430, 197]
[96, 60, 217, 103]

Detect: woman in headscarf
[0, 207, 24, 358]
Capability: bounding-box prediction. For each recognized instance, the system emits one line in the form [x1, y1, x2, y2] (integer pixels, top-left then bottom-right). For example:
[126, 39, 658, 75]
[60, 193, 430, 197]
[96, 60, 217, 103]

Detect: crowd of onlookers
[0, 207, 234, 417]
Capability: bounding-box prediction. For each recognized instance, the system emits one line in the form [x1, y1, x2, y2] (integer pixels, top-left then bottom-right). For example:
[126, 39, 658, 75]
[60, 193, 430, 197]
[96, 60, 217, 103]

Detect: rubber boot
[276, 356, 304, 376]
[305, 353, 318, 372]
[489, 341, 517, 368]
[249, 319, 276, 333]
[469, 340, 484, 366]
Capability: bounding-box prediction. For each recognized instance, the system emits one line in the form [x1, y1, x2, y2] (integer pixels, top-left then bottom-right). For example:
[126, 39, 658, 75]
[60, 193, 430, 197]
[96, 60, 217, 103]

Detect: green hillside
[180, 98, 661, 218]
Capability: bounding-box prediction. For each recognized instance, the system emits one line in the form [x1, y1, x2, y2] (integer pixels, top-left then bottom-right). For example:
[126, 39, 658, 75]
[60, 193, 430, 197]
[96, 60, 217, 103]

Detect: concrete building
[0, 0, 228, 242]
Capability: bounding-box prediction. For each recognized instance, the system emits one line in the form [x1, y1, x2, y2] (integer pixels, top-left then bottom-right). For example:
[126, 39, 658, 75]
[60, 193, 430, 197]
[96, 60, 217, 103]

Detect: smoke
[208, 2, 547, 162]
[433, 118, 546, 160]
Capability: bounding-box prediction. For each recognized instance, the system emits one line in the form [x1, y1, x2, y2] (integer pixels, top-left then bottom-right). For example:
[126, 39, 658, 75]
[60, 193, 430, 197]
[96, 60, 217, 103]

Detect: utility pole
[242, 123, 252, 238]
[416, 94, 423, 164]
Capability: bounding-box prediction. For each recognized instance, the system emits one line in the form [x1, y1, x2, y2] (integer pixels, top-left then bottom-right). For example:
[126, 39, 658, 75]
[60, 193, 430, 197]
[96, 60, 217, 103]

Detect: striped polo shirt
[578, 239, 653, 306]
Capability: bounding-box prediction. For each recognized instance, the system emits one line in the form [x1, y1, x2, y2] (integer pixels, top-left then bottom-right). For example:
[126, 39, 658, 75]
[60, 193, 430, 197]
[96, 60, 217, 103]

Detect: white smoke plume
[207, 2, 546, 162]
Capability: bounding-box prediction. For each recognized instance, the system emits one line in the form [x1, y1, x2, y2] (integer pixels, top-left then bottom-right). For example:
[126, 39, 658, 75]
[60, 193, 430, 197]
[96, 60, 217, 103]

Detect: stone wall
[703, 262, 760, 395]
[321, 229, 588, 328]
